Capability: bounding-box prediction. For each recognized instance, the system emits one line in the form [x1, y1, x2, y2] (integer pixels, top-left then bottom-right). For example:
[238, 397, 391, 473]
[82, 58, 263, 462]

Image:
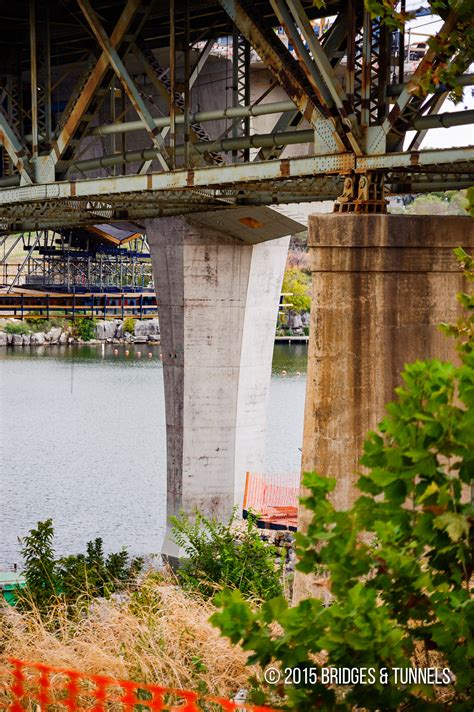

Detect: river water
[0, 343, 307, 568]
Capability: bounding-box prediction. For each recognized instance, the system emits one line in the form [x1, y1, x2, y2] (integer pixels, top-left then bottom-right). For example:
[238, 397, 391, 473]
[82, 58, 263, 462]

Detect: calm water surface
[0, 343, 306, 568]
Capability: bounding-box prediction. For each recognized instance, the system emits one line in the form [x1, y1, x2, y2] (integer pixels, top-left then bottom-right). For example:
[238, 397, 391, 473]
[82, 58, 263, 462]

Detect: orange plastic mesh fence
[0, 659, 279, 712]
[243, 472, 300, 529]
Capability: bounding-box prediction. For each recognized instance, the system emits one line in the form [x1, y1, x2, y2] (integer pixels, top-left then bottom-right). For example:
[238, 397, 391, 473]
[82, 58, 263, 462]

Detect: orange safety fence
[243, 472, 300, 531]
[0, 659, 279, 712]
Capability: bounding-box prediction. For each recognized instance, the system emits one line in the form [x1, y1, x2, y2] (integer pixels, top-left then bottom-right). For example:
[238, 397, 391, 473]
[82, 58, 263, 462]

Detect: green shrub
[171, 510, 283, 601]
[76, 317, 96, 341]
[19, 518, 58, 613]
[281, 268, 311, 314]
[123, 316, 136, 334]
[18, 519, 144, 612]
[26, 317, 66, 332]
[4, 321, 29, 335]
[212, 251, 474, 710]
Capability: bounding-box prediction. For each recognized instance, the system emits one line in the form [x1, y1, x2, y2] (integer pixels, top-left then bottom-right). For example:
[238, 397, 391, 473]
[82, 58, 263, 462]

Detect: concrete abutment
[146, 216, 289, 558]
[294, 213, 473, 600]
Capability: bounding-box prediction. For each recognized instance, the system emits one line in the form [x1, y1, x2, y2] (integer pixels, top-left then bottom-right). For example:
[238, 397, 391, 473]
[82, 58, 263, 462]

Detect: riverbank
[0, 317, 310, 347]
[0, 317, 160, 347]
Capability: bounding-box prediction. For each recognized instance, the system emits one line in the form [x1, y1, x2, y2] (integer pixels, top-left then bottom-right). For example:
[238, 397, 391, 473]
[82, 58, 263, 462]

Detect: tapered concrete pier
[146, 215, 289, 557]
[295, 214, 473, 600]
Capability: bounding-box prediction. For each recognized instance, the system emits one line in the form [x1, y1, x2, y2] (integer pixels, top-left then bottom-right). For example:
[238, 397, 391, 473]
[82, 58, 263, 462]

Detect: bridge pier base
[295, 214, 473, 601]
[146, 217, 289, 559]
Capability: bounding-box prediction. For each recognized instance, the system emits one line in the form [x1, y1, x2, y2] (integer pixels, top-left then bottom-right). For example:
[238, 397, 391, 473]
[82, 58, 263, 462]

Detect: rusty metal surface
[0, 0, 473, 227]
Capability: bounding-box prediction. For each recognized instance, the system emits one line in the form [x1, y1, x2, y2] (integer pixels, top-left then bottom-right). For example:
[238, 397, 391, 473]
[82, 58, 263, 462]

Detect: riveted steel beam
[0, 113, 33, 185]
[49, 0, 145, 170]
[133, 42, 224, 169]
[76, 0, 171, 171]
[1, 147, 473, 215]
[218, 0, 346, 154]
[284, 0, 362, 155]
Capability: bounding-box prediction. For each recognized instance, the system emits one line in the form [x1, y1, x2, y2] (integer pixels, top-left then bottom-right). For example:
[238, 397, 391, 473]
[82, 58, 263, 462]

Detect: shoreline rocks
[0, 317, 161, 347]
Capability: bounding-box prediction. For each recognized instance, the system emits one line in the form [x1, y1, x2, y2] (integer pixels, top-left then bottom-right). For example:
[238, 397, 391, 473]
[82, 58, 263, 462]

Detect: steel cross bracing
[0, 0, 473, 232]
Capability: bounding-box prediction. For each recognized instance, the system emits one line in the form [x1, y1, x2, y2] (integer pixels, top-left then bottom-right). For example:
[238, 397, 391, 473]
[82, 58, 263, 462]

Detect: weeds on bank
[74, 318, 96, 341]
[0, 573, 256, 697]
[171, 510, 283, 601]
[4, 321, 29, 335]
[16, 518, 143, 614]
[123, 317, 136, 334]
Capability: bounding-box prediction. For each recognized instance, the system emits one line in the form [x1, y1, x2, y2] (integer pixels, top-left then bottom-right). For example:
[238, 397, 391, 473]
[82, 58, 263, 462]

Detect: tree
[314, 1, 474, 101]
[281, 268, 311, 314]
[212, 251, 474, 710]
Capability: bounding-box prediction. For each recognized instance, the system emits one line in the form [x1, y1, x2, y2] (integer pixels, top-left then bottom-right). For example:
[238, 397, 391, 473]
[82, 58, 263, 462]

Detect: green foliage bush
[4, 321, 29, 335]
[19, 518, 143, 612]
[212, 252, 474, 710]
[171, 510, 283, 601]
[281, 268, 311, 314]
[25, 317, 66, 333]
[123, 316, 136, 334]
[75, 317, 96, 341]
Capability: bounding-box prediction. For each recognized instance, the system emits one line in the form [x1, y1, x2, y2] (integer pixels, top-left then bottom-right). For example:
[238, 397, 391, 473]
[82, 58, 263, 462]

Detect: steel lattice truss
[0, 0, 473, 231]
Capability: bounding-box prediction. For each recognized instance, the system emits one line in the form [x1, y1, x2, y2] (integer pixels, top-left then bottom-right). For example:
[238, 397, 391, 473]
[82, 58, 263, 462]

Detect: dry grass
[0, 573, 256, 697]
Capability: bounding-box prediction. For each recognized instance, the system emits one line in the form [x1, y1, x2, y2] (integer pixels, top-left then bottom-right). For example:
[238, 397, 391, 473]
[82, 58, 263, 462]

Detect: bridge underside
[1, 1, 473, 233]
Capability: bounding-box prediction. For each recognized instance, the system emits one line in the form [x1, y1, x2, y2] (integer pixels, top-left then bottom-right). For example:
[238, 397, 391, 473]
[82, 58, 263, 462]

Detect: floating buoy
[296, 371, 301, 377]
[159, 353, 163, 360]
[113, 349, 119, 356]
[281, 369, 287, 376]
[148, 352, 153, 359]
[136, 351, 141, 358]
[125, 350, 129, 357]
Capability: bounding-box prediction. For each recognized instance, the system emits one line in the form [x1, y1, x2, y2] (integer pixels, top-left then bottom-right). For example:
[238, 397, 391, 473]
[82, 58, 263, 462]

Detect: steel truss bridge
[0, 0, 473, 232]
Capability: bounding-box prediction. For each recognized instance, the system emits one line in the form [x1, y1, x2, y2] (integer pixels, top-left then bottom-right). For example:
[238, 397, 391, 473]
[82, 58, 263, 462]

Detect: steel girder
[0, 146, 472, 231]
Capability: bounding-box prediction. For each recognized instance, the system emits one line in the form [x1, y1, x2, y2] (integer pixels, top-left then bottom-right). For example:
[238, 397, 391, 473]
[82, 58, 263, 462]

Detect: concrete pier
[295, 214, 473, 599]
[146, 216, 289, 557]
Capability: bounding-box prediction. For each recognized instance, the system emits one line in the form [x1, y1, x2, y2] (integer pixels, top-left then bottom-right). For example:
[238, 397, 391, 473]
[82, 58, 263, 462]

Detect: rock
[133, 336, 147, 344]
[288, 312, 303, 330]
[59, 332, 68, 344]
[115, 322, 123, 339]
[301, 311, 310, 327]
[134, 318, 160, 338]
[22, 333, 31, 345]
[68, 337, 74, 344]
[12, 333, 24, 346]
[7, 333, 13, 345]
[45, 326, 62, 342]
[31, 332, 45, 345]
[95, 320, 119, 340]
[0, 332, 6, 347]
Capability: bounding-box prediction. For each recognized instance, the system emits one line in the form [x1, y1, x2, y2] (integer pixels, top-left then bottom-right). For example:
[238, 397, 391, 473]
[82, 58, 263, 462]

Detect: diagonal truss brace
[76, 0, 171, 170]
[218, 0, 346, 154]
[382, 10, 458, 146]
[134, 40, 224, 170]
[0, 113, 33, 184]
[283, 0, 362, 155]
[50, 0, 144, 168]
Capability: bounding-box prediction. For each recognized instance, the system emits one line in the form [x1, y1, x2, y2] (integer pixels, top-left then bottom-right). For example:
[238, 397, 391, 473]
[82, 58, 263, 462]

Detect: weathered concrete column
[146, 216, 289, 557]
[295, 214, 473, 599]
